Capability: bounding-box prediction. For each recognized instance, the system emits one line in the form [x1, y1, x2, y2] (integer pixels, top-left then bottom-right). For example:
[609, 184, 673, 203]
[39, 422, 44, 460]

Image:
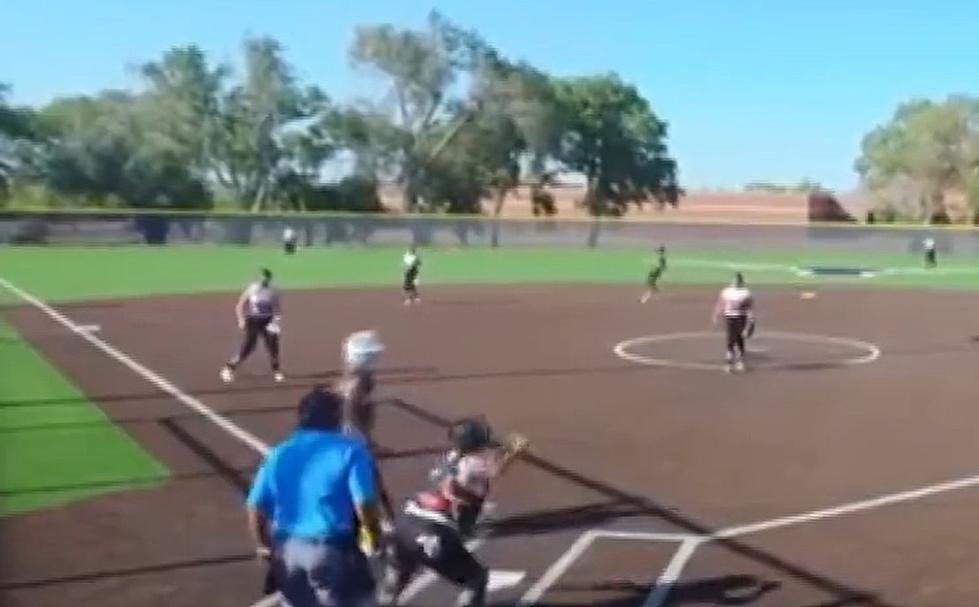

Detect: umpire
[246, 387, 382, 607]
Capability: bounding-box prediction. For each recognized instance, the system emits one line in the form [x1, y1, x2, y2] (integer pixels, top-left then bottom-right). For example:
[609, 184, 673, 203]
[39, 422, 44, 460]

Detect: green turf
[2, 244, 979, 303]
[0, 319, 168, 516]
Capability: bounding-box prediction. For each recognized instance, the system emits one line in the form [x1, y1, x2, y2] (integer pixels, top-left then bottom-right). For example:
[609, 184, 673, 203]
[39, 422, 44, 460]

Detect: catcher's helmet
[448, 417, 493, 453]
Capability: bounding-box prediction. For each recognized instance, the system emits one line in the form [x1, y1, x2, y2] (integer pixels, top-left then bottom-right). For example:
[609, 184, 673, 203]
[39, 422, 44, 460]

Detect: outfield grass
[2, 245, 979, 303]
[0, 319, 168, 516]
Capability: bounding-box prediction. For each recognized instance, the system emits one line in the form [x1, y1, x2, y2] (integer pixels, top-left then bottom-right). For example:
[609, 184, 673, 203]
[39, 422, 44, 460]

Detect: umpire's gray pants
[273, 536, 375, 607]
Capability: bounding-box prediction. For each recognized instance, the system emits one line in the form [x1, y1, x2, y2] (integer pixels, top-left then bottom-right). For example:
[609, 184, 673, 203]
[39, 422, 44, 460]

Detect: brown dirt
[3, 284, 979, 606]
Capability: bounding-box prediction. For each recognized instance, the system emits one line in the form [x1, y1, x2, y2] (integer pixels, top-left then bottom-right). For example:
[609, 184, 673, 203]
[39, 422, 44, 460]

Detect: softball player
[713, 272, 754, 373]
[403, 247, 421, 305]
[338, 331, 396, 525]
[221, 268, 283, 383]
[379, 418, 527, 607]
[282, 226, 298, 255]
[923, 237, 937, 268]
[640, 246, 668, 303]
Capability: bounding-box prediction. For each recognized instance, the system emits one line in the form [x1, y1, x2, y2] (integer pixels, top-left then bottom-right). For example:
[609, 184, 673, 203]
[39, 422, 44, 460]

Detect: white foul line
[642, 537, 704, 607]
[0, 276, 494, 607]
[714, 471, 979, 540]
[0, 277, 270, 456]
[516, 530, 598, 606]
[14, 276, 979, 606]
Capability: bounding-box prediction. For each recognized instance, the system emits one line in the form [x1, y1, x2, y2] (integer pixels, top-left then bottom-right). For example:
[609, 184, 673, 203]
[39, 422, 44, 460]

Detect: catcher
[378, 417, 528, 607]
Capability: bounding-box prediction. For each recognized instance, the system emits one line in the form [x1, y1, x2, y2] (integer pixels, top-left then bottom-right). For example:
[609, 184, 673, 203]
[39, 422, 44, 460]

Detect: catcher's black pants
[384, 513, 487, 607]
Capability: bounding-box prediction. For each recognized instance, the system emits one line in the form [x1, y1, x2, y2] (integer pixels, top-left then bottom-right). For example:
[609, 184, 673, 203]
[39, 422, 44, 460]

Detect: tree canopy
[4, 13, 680, 217]
[554, 74, 680, 216]
[855, 96, 979, 222]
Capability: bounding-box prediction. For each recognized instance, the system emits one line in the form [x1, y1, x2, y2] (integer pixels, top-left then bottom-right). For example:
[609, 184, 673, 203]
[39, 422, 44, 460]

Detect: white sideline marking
[642, 537, 704, 607]
[590, 530, 699, 543]
[516, 530, 598, 606]
[0, 277, 270, 456]
[0, 277, 496, 607]
[77, 324, 101, 333]
[714, 471, 979, 540]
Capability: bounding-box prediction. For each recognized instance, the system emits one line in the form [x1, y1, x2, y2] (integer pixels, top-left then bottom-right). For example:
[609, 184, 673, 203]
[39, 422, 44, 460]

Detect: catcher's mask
[448, 416, 493, 453]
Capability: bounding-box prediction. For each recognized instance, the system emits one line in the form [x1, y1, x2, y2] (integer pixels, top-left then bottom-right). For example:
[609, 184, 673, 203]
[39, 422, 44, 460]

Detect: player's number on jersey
[416, 534, 441, 558]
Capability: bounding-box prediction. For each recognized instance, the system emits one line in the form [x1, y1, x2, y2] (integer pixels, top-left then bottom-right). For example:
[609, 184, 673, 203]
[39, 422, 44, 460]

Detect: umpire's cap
[297, 386, 343, 431]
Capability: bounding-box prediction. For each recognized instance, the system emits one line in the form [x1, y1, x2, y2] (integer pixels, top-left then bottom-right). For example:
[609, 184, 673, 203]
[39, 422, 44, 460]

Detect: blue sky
[5, 0, 979, 190]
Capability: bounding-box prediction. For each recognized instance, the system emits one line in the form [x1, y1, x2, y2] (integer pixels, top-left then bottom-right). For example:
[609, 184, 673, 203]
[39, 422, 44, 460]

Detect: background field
[5, 242, 979, 607]
[3, 244, 979, 303]
[2, 243, 978, 516]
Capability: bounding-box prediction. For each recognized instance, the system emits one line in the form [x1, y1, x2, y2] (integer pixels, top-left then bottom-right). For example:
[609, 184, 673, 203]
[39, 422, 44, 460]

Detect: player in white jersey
[713, 272, 754, 373]
[923, 237, 937, 268]
[282, 226, 298, 255]
[402, 246, 421, 305]
[220, 268, 283, 383]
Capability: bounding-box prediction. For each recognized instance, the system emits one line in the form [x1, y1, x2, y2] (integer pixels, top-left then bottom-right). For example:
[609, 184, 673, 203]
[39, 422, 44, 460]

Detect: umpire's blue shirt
[246, 429, 376, 541]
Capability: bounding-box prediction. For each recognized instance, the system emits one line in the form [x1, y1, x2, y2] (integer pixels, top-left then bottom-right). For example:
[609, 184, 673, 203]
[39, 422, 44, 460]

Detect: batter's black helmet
[448, 417, 493, 453]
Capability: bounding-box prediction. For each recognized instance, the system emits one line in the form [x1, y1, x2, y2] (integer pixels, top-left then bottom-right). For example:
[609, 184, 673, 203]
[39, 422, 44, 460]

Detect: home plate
[487, 570, 527, 592]
[800, 291, 816, 300]
[77, 324, 102, 333]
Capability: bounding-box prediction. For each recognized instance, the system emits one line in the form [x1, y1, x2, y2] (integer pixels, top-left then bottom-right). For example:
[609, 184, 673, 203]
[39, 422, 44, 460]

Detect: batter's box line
[517, 529, 706, 607]
[519, 468, 979, 607]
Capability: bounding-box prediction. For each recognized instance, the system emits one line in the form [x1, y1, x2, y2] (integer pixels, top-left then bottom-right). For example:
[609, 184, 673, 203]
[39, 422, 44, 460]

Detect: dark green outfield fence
[0, 209, 972, 254]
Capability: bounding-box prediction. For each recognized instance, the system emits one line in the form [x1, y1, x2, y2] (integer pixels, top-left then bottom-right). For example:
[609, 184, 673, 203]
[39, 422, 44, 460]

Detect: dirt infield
[5, 283, 979, 606]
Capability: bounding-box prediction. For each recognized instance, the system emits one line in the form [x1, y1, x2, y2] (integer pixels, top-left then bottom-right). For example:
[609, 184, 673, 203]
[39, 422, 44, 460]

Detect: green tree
[554, 73, 680, 219]
[0, 84, 38, 199]
[468, 58, 562, 216]
[856, 96, 979, 222]
[140, 39, 330, 211]
[30, 92, 210, 209]
[208, 37, 330, 210]
[139, 45, 227, 178]
[348, 11, 488, 211]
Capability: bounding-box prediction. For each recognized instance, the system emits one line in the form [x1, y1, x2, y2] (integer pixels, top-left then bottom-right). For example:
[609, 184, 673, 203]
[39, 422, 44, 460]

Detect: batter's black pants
[229, 316, 280, 371]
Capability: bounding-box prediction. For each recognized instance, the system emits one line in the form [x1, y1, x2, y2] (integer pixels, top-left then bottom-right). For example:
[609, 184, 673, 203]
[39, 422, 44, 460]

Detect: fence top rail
[0, 206, 969, 232]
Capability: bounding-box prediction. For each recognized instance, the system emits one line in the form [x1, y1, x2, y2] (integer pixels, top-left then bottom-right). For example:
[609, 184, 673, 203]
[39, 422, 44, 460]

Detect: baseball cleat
[273, 372, 285, 383]
[220, 367, 234, 383]
[734, 360, 746, 373]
